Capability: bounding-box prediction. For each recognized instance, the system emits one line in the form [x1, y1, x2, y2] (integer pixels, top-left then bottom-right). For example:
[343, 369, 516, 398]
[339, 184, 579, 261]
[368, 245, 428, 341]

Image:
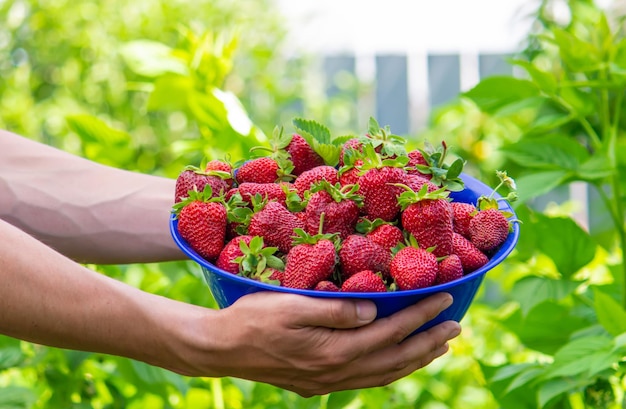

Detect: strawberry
[356, 218, 404, 252]
[205, 159, 234, 188]
[357, 161, 407, 222]
[341, 270, 387, 292]
[282, 229, 338, 289]
[436, 254, 464, 285]
[286, 134, 325, 175]
[398, 185, 454, 257]
[466, 170, 518, 253]
[451, 202, 476, 238]
[390, 246, 439, 290]
[339, 234, 391, 279]
[405, 174, 438, 193]
[216, 235, 253, 274]
[248, 201, 304, 254]
[452, 232, 489, 273]
[174, 165, 229, 203]
[293, 165, 339, 197]
[338, 159, 363, 187]
[174, 186, 227, 262]
[469, 208, 510, 253]
[235, 157, 281, 184]
[314, 280, 341, 292]
[237, 182, 292, 207]
[339, 138, 365, 166]
[304, 182, 362, 240]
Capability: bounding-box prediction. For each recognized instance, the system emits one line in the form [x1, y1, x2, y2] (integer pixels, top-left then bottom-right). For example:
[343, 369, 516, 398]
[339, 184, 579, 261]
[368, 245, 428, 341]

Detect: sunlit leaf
[594, 289, 626, 336]
[463, 76, 540, 114]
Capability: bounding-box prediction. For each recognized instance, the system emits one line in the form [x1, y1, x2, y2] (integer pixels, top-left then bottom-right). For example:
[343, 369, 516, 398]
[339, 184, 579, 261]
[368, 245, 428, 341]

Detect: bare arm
[0, 215, 460, 396]
[0, 130, 183, 264]
[0, 130, 461, 396]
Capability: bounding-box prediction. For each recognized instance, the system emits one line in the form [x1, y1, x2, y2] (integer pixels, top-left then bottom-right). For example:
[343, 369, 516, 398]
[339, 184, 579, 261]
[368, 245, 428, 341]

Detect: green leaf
[533, 216, 592, 276]
[545, 335, 613, 379]
[501, 300, 592, 355]
[463, 76, 540, 114]
[292, 118, 332, 144]
[511, 276, 579, 315]
[594, 289, 626, 336]
[327, 390, 359, 409]
[147, 74, 194, 111]
[534, 214, 597, 279]
[576, 154, 615, 181]
[120, 40, 189, 77]
[502, 134, 590, 170]
[0, 386, 37, 409]
[511, 60, 558, 94]
[506, 367, 545, 394]
[513, 170, 570, 203]
[551, 28, 602, 73]
[537, 378, 579, 408]
[66, 114, 131, 145]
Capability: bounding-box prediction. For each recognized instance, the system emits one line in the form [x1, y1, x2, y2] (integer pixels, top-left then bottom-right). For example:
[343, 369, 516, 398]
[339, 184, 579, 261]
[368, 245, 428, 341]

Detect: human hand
[179, 291, 460, 397]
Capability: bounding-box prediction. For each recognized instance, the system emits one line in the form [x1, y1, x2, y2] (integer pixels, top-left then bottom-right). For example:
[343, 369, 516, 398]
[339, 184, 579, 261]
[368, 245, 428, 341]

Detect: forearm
[0, 218, 216, 375]
[0, 130, 184, 264]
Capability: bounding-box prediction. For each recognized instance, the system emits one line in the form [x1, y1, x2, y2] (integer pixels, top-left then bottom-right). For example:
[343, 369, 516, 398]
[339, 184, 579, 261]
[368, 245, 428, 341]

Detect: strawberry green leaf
[292, 118, 332, 144]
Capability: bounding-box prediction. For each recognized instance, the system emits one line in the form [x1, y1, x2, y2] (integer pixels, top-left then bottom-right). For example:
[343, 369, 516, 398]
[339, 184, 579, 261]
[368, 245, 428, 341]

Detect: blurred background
[2, 0, 626, 408]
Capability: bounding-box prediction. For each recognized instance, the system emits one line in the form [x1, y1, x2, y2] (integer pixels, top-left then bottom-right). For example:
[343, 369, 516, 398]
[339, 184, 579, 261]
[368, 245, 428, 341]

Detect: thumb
[290, 297, 377, 329]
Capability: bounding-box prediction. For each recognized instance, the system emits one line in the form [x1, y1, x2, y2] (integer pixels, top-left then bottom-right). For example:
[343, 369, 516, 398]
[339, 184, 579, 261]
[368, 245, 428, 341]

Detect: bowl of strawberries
[170, 117, 520, 333]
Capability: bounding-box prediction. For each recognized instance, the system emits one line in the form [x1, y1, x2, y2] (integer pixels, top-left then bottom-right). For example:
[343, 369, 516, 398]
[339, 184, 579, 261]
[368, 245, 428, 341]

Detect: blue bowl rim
[170, 172, 520, 299]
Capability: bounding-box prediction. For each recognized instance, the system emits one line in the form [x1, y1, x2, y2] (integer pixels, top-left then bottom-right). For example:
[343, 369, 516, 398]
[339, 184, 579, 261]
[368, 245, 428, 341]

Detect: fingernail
[447, 322, 462, 338]
[356, 300, 377, 323]
[440, 293, 453, 310]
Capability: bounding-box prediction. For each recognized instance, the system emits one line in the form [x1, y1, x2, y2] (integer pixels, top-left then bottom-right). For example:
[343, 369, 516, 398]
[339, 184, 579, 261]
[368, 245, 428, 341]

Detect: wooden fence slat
[375, 55, 409, 135]
[427, 54, 461, 108]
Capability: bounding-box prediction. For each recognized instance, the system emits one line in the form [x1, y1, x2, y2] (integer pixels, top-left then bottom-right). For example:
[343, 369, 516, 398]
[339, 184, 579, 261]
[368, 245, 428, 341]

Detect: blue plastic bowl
[170, 173, 520, 332]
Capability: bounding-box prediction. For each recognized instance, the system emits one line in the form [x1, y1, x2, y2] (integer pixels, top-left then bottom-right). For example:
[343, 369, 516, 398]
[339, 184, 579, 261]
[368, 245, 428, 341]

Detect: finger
[287, 296, 379, 329]
[331, 292, 454, 360]
[315, 320, 461, 393]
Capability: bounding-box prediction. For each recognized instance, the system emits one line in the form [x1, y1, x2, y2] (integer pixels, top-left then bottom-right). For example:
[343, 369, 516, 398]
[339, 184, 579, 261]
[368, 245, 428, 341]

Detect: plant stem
[602, 68, 626, 308]
[211, 377, 225, 409]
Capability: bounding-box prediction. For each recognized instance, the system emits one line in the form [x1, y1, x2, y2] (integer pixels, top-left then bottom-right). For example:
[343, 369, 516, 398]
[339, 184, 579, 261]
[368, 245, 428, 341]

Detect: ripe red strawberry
[235, 157, 280, 184]
[293, 165, 339, 197]
[339, 138, 365, 166]
[338, 159, 363, 186]
[451, 202, 477, 238]
[237, 182, 292, 207]
[469, 208, 510, 252]
[406, 149, 431, 179]
[390, 246, 439, 290]
[452, 232, 489, 273]
[436, 254, 464, 285]
[286, 134, 325, 175]
[358, 165, 407, 222]
[304, 182, 362, 240]
[282, 230, 338, 290]
[174, 187, 227, 262]
[398, 186, 454, 257]
[248, 201, 304, 254]
[339, 234, 391, 279]
[356, 218, 404, 252]
[205, 159, 234, 187]
[341, 270, 387, 293]
[216, 235, 253, 274]
[174, 165, 229, 203]
[228, 236, 285, 281]
[314, 280, 340, 292]
[405, 174, 438, 193]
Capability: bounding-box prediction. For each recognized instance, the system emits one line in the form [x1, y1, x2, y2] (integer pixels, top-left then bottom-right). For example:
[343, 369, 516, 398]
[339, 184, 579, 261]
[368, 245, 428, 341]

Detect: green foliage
[444, 1, 626, 407]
